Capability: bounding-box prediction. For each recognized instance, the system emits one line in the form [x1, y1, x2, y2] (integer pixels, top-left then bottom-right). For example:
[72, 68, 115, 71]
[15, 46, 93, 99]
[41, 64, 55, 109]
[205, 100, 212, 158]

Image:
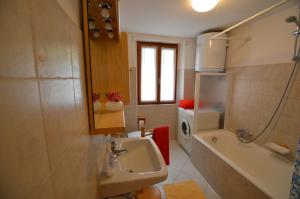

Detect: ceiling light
[101, 8, 110, 18]
[93, 29, 100, 38]
[104, 18, 113, 31]
[88, 18, 96, 30]
[191, 0, 219, 12]
[99, 2, 111, 18]
[105, 22, 113, 31]
[108, 31, 114, 39]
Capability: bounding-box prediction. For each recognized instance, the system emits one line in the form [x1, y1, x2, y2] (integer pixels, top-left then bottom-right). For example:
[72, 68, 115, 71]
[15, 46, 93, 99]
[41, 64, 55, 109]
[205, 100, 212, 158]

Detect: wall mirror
[83, 0, 130, 134]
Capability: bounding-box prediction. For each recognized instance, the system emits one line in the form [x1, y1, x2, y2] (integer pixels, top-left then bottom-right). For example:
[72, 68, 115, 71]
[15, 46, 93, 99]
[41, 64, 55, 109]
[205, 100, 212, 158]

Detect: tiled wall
[227, 63, 300, 154]
[226, 2, 300, 156]
[272, 67, 300, 154]
[229, 63, 300, 155]
[183, 69, 195, 100]
[0, 0, 105, 198]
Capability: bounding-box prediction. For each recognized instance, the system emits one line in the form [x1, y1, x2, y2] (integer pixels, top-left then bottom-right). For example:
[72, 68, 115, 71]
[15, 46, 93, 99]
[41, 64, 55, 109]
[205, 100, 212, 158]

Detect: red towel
[153, 126, 170, 165]
[179, 99, 203, 109]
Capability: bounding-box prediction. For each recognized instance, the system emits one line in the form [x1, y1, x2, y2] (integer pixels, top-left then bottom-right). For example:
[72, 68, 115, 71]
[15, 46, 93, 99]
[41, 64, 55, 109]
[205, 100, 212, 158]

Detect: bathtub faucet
[236, 129, 253, 143]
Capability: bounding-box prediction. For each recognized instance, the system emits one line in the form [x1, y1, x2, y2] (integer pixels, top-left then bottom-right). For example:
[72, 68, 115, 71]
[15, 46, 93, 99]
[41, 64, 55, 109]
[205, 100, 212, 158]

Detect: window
[137, 42, 178, 104]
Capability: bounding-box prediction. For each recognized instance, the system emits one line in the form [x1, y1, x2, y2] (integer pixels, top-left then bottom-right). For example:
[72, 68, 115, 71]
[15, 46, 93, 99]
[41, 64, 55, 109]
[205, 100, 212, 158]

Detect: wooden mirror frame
[82, 0, 126, 135]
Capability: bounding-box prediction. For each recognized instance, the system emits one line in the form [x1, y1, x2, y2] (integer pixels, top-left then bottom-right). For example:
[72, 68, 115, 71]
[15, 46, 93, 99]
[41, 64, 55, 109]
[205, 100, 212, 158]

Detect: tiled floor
[156, 140, 220, 199]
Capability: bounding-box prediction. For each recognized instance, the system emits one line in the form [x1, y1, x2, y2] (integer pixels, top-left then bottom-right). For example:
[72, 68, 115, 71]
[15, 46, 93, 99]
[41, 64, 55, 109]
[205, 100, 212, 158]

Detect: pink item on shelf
[106, 92, 121, 102]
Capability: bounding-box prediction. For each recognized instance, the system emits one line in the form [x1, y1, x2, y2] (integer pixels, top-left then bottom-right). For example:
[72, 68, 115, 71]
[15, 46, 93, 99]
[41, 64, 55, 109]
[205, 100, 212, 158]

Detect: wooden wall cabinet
[90, 32, 130, 104]
[82, 0, 130, 134]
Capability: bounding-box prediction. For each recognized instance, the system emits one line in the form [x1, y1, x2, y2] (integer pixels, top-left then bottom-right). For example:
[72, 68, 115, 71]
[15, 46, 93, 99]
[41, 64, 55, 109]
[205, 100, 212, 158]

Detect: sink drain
[128, 170, 134, 173]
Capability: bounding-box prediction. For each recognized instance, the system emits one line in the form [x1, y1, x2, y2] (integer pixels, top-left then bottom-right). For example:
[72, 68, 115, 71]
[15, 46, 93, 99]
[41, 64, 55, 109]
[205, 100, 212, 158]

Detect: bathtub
[191, 129, 294, 199]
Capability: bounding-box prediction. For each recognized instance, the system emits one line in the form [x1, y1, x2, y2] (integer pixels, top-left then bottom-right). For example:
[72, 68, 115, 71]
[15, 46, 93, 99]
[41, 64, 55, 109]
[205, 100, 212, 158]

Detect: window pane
[141, 47, 157, 102]
[160, 48, 176, 101]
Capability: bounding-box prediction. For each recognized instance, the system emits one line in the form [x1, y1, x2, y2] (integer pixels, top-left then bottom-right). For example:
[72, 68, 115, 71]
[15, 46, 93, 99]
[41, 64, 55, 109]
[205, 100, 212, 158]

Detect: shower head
[286, 16, 300, 26]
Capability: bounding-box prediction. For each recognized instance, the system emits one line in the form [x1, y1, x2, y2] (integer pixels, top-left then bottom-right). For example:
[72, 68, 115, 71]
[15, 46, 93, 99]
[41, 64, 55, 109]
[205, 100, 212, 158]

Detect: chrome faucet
[236, 128, 253, 143]
[111, 141, 128, 156]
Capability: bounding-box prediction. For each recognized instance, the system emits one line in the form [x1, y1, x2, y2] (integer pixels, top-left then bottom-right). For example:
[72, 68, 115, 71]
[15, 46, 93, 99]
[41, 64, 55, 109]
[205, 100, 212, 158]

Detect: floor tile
[158, 140, 220, 199]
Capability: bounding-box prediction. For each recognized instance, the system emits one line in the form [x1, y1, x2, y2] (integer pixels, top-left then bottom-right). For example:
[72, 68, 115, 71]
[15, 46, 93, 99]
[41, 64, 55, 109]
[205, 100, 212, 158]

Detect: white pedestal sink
[98, 137, 168, 198]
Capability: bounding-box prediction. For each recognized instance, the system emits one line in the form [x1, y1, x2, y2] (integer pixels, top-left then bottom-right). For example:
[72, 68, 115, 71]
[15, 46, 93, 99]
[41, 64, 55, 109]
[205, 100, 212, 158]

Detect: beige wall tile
[232, 79, 251, 94]
[183, 69, 195, 99]
[31, 0, 73, 78]
[70, 26, 85, 78]
[261, 80, 287, 97]
[78, 132, 90, 179]
[138, 104, 178, 139]
[124, 68, 138, 132]
[77, 179, 98, 199]
[177, 68, 185, 100]
[39, 80, 78, 167]
[124, 106, 138, 132]
[76, 135, 106, 199]
[282, 98, 300, 119]
[296, 70, 300, 81]
[289, 81, 300, 100]
[128, 67, 137, 105]
[74, 79, 89, 132]
[29, 176, 55, 199]
[51, 139, 84, 199]
[56, 0, 82, 27]
[0, 0, 36, 77]
[228, 64, 300, 155]
[226, 3, 299, 155]
[0, 0, 98, 199]
[0, 80, 50, 199]
[231, 90, 249, 106]
[269, 63, 293, 81]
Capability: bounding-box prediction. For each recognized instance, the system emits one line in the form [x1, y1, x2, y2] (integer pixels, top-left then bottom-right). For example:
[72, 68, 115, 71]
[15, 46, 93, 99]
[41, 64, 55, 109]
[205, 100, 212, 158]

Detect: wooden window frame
[137, 41, 178, 105]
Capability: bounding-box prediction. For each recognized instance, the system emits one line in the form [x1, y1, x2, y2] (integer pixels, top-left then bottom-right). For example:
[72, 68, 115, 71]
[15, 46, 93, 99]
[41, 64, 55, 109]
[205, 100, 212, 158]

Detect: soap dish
[265, 142, 290, 155]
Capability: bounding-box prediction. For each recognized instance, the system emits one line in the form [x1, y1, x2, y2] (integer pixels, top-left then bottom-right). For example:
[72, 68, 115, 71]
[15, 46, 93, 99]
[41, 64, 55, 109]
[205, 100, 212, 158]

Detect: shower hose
[238, 12, 300, 144]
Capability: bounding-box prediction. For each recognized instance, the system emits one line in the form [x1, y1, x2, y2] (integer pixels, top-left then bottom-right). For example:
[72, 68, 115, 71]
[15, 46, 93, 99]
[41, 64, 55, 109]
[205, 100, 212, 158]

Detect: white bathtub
[191, 129, 294, 199]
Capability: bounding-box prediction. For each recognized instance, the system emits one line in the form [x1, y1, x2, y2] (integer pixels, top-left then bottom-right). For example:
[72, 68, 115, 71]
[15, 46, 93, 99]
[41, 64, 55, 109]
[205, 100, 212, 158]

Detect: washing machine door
[181, 119, 191, 138]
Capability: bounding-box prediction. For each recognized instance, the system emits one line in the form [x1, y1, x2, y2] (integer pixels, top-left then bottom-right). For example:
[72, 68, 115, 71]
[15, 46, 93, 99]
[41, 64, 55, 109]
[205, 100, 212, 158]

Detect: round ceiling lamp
[191, 0, 219, 12]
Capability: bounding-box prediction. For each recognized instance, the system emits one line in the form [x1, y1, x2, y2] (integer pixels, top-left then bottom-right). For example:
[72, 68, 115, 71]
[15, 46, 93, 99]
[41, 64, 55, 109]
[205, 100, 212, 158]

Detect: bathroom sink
[98, 137, 168, 197]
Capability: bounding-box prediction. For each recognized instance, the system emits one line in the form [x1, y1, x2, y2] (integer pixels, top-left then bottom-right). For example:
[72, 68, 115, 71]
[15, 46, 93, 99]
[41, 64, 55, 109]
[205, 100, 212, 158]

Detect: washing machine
[178, 107, 221, 155]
